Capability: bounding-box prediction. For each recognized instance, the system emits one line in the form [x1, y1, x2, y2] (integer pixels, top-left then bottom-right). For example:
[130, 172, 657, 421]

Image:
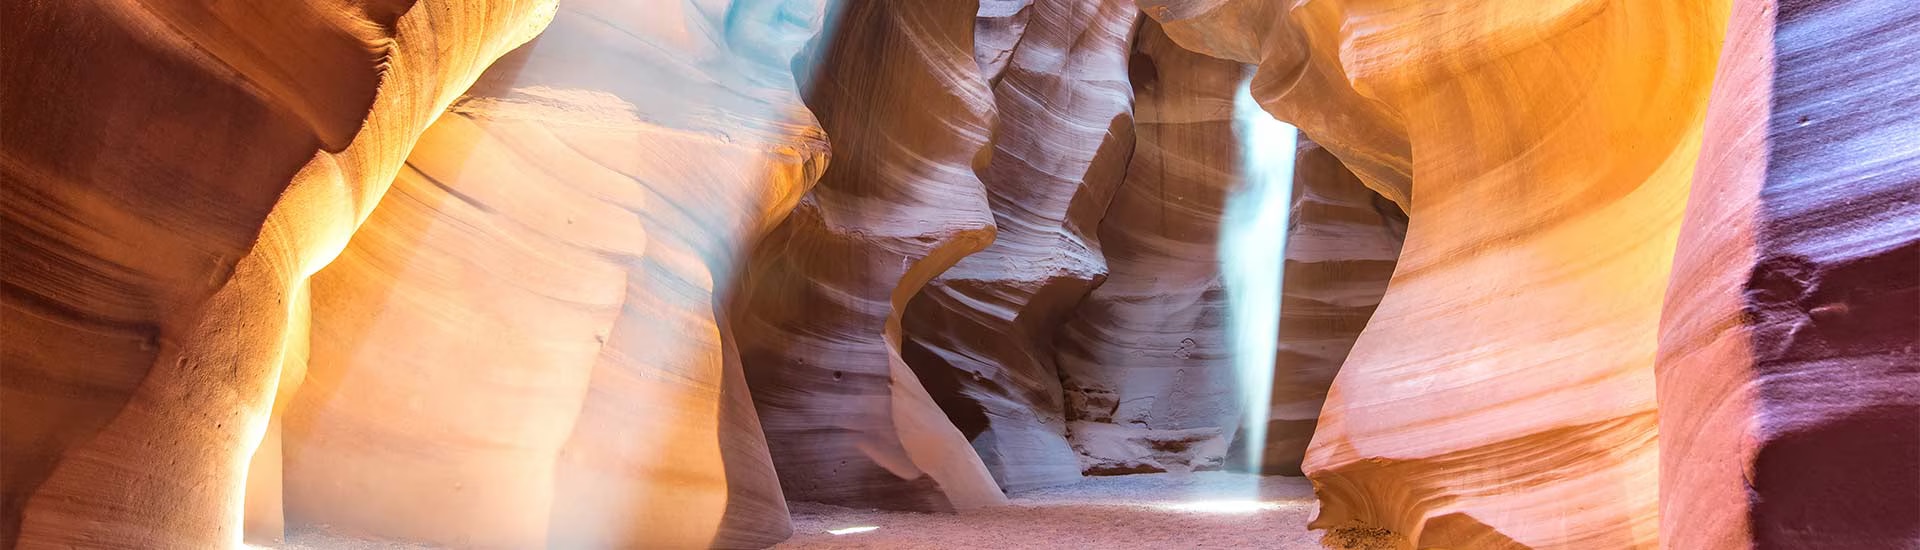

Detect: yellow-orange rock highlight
[1140, 0, 1729, 546]
[1, 1, 552, 547]
[277, 1, 830, 547]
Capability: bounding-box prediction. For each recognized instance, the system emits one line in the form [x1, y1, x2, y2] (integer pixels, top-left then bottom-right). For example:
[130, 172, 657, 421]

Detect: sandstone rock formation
[731, 0, 1007, 512]
[273, 1, 830, 548]
[8, 0, 1916, 547]
[1256, 139, 1405, 476]
[1140, 0, 1730, 546]
[1050, 22, 1245, 476]
[1656, 0, 1920, 548]
[1, 1, 553, 547]
[899, 0, 1140, 493]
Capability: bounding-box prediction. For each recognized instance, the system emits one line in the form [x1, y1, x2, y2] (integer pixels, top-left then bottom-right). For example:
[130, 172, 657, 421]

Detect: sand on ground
[266, 472, 1321, 549]
[780, 472, 1322, 549]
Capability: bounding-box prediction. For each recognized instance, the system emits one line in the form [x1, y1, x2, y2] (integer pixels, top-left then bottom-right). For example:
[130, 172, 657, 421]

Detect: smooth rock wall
[1255, 139, 1405, 476]
[731, 0, 1008, 512]
[1657, 0, 1920, 547]
[1051, 21, 1246, 476]
[1, 1, 552, 546]
[900, 0, 1141, 493]
[1140, 0, 1729, 546]
[277, 1, 830, 547]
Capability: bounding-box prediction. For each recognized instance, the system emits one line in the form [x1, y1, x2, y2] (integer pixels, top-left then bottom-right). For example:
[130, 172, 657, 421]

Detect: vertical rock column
[900, 0, 1141, 493]
[1052, 21, 1246, 476]
[1256, 139, 1405, 476]
[278, 1, 830, 548]
[1657, 0, 1920, 548]
[1143, 0, 1728, 547]
[732, 0, 1007, 512]
[0, 1, 552, 547]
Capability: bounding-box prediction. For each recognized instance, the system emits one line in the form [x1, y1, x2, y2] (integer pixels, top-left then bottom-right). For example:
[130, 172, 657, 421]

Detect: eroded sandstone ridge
[1657, 0, 1920, 547]
[900, 0, 1140, 492]
[1139, 0, 1729, 547]
[1256, 139, 1405, 476]
[2, 1, 553, 547]
[7, 0, 1917, 547]
[730, 0, 1008, 512]
[1050, 21, 1246, 476]
[274, 1, 829, 547]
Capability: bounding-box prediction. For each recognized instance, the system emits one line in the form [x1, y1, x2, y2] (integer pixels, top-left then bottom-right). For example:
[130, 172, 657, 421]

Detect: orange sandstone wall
[276, 1, 830, 548]
[1, 1, 553, 547]
[1139, 0, 1728, 547]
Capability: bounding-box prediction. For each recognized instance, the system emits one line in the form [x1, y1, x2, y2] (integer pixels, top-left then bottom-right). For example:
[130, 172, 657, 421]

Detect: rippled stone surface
[278, 1, 831, 547]
[901, 0, 1140, 493]
[1, 1, 552, 546]
[1140, 0, 1729, 546]
[731, 0, 1007, 513]
[1053, 21, 1246, 478]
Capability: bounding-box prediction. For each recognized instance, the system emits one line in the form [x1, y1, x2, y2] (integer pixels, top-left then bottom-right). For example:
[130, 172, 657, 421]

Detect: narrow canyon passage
[4, 0, 1915, 549]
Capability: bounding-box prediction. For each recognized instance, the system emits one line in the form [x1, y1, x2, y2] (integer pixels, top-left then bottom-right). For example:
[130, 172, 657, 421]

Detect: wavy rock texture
[0, 1, 552, 547]
[1140, 0, 1729, 547]
[1657, 1, 1920, 548]
[1141, 0, 1410, 210]
[1051, 21, 1244, 476]
[1255, 139, 1405, 476]
[900, 0, 1140, 493]
[974, 0, 1035, 84]
[731, 0, 1008, 512]
[272, 1, 830, 548]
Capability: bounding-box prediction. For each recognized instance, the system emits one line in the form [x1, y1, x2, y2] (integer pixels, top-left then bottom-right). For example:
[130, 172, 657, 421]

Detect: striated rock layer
[1255, 139, 1405, 476]
[1052, 21, 1245, 476]
[732, 0, 1008, 512]
[1657, 0, 1920, 548]
[275, 1, 830, 548]
[900, 0, 1140, 493]
[1, 0, 552, 547]
[1141, 0, 1729, 546]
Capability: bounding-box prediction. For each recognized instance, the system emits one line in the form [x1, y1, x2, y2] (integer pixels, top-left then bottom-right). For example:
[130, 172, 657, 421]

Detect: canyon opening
[2, 0, 1916, 549]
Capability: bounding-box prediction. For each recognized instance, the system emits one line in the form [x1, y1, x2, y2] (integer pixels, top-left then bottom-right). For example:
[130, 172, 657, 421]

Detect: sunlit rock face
[9, 0, 1916, 547]
[0, 0, 552, 547]
[730, 0, 1008, 512]
[1255, 139, 1405, 476]
[1140, 0, 1729, 547]
[899, 0, 1140, 493]
[1051, 21, 1246, 477]
[274, 1, 829, 548]
[1657, 1, 1920, 548]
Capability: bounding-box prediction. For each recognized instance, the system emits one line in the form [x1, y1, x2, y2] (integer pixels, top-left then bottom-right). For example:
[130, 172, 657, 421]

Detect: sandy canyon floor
[780, 472, 1319, 549]
[269, 472, 1319, 549]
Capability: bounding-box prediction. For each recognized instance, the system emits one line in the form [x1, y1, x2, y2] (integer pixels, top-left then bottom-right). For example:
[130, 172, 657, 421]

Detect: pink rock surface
[732, 0, 1008, 512]
[1657, 0, 1920, 547]
[901, 0, 1141, 493]
[1052, 21, 1246, 477]
[1256, 139, 1405, 476]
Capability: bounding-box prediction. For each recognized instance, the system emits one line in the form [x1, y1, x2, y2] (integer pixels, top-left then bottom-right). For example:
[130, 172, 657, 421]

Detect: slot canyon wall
[1655, 0, 1919, 547]
[1048, 20, 1244, 477]
[1256, 139, 1405, 476]
[277, 0, 832, 547]
[3, 0, 1915, 549]
[3, 0, 557, 547]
